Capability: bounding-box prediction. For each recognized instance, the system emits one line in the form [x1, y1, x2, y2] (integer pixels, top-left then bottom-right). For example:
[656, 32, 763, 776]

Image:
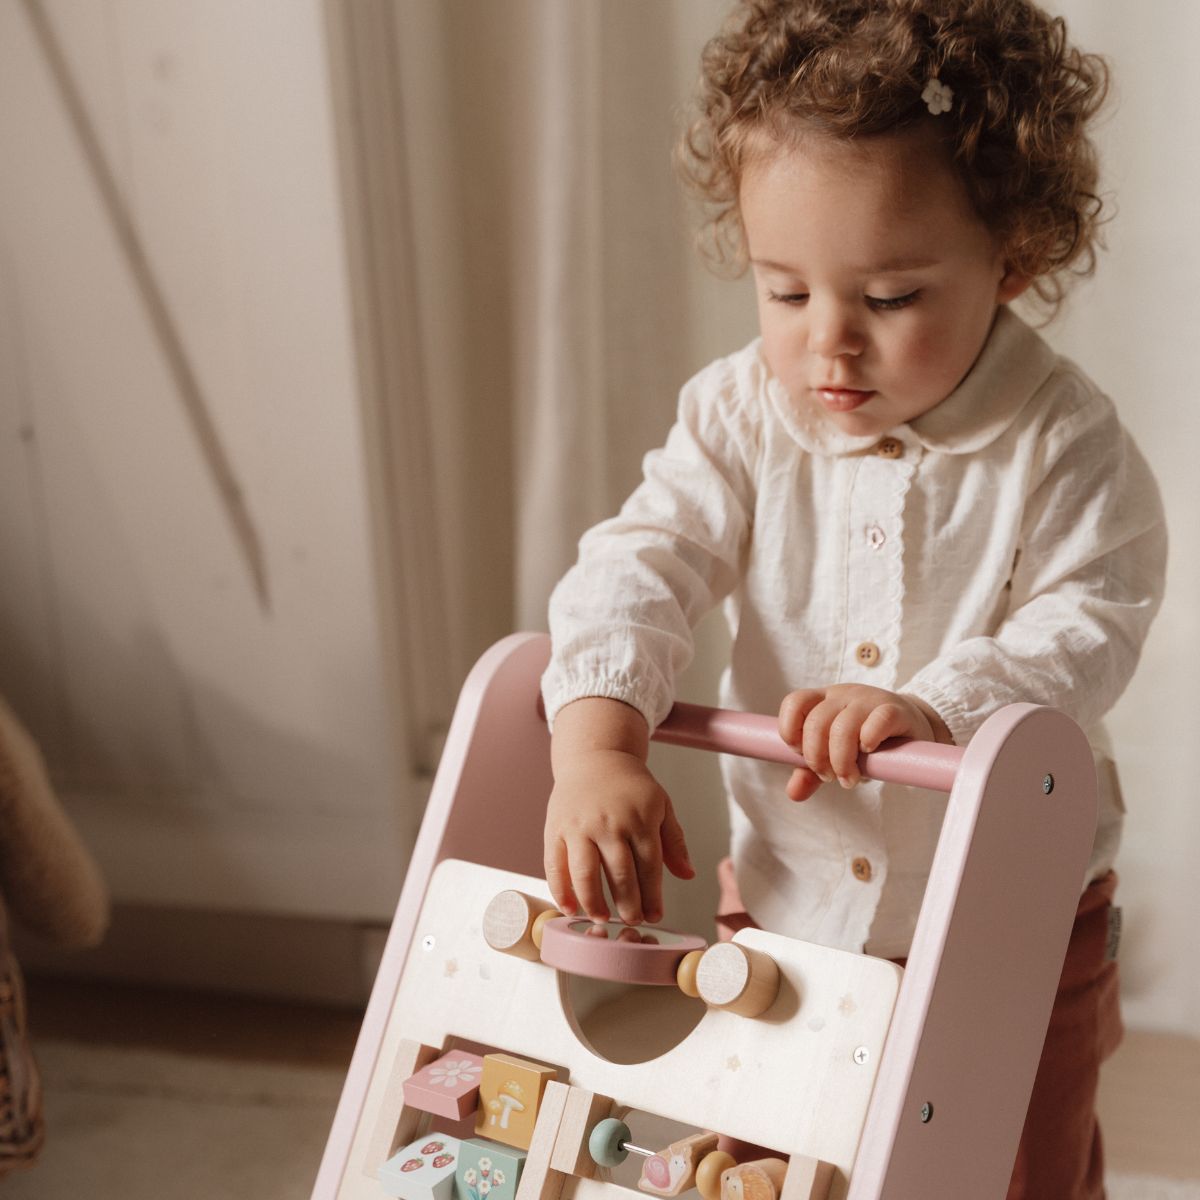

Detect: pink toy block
[402, 1051, 485, 1121]
[378, 1135, 462, 1200]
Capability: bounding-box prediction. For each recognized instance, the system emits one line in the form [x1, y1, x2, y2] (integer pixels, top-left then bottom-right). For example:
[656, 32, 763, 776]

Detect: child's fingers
[859, 702, 914, 753]
[566, 838, 609, 924]
[544, 838, 579, 917]
[630, 832, 665, 926]
[800, 697, 843, 782]
[779, 688, 825, 746]
[660, 804, 695, 881]
[786, 765, 823, 802]
[599, 838, 644, 926]
[828, 704, 872, 786]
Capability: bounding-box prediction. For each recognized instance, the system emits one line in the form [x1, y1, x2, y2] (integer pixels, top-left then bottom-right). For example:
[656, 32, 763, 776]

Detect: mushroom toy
[486, 1082, 527, 1131]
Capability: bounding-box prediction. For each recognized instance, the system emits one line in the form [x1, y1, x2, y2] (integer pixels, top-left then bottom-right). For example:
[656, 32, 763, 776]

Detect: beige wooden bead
[531, 906, 562, 951]
[695, 942, 781, 1017]
[695, 1151, 737, 1200]
[676, 949, 705, 997]
[482, 889, 560, 961]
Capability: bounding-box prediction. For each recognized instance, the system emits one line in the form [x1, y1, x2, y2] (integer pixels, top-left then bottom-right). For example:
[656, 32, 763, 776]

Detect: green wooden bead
[588, 1117, 631, 1167]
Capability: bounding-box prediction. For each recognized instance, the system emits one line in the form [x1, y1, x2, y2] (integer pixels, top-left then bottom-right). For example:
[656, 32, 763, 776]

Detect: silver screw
[852, 1046, 870, 1065]
[920, 1102, 934, 1123]
[1043, 774, 1054, 795]
[421, 935, 436, 951]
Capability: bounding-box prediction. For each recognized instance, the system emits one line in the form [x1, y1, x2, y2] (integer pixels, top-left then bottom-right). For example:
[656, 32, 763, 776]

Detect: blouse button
[852, 857, 873, 882]
[855, 641, 882, 667]
[875, 437, 904, 459]
[867, 524, 886, 549]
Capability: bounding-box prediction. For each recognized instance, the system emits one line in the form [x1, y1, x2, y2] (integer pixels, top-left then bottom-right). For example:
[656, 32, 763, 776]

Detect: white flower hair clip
[922, 77, 953, 116]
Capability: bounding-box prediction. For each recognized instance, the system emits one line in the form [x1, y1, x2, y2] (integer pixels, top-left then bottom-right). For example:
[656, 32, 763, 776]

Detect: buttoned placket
[843, 433, 919, 687]
[836, 431, 922, 914]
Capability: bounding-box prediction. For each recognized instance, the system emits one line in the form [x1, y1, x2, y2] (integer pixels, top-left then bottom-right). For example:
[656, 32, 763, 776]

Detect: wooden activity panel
[314, 633, 1100, 1200]
[334, 859, 899, 1200]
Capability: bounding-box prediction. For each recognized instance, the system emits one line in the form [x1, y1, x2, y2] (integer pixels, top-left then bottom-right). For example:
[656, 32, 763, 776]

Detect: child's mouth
[816, 388, 876, 413]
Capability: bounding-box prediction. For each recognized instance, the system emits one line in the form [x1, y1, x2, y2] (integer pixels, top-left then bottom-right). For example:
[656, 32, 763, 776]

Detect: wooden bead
[695, 1151, 736, 1200]
[695, 943, 781, 1017]
[588, 1117, 632, 1167]
[676, 949, 705, 997]
[482, 890, 560, 961]
[530, 906, 561, 951]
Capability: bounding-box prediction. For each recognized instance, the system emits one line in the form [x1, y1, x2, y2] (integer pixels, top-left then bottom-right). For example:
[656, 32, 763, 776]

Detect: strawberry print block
[378, 1135, 461, 1200]
[403, 1051, 486, 1120]
[455, 1138, 526, 1200]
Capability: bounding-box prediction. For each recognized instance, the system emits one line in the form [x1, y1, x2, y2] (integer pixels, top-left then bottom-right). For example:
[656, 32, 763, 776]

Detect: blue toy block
[455, 1138, 526, 1200]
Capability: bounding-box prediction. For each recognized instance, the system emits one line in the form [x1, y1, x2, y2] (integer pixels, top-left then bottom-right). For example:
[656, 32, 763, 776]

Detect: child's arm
[545, 697, 694, 926]
[542, 359, 759, 925]
[778, 685, 954, 801]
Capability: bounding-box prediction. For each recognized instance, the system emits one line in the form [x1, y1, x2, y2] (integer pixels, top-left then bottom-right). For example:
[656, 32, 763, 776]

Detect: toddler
[541, 2, 1167, 1197]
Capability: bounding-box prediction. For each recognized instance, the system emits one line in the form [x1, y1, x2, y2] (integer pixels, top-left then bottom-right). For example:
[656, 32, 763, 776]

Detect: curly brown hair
[677, 0, 1110, 313]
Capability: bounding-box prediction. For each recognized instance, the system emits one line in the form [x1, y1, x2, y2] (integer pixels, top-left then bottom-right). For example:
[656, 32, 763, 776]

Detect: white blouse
[542, 308, 1167, 957]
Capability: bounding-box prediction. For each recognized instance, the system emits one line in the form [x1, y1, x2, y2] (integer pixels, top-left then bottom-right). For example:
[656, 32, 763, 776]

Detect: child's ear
[996, 265, 1032, 304]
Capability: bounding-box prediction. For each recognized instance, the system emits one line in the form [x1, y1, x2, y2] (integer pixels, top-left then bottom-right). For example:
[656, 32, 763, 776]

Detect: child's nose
[807, 300, 865, 358]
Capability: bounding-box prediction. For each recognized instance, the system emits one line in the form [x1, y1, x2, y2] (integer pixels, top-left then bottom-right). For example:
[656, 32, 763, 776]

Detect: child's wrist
[902, 694, 955, 745]
[551, 696, 651, 763]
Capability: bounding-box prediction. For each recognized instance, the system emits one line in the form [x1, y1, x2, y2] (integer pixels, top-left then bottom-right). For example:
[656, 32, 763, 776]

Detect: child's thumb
[661, 805, 695, 879]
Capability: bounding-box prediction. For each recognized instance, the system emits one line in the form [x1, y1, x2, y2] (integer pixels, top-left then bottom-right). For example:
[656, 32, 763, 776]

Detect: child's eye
[866, 290, 920, 311]
[767, 290, 808, 306]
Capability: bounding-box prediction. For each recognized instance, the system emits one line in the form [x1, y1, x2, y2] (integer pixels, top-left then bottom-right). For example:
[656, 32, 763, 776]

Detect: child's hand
[778, 685, 952, 801]
[545, 698, 694, 926]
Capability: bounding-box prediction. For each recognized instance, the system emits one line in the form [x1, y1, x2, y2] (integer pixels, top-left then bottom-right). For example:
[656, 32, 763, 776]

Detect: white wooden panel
[336, 860, 900, 1200]
[0, 0, 416, 919]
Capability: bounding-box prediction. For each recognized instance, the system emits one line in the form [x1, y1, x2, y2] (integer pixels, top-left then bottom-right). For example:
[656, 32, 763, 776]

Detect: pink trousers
[715, 859, 1123, 1200]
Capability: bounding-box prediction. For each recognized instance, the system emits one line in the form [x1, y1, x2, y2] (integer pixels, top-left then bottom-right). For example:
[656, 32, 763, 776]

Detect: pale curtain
[1047, 0, 1200, 1037]
[390, 0, 1199, 1036]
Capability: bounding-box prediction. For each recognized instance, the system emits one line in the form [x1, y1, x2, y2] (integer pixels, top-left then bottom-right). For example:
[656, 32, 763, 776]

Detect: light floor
[17, 976, 1200, 1185]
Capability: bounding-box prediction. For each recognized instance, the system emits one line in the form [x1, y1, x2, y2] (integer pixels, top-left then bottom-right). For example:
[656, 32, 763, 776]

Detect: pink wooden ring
[538, 917, 707, 986]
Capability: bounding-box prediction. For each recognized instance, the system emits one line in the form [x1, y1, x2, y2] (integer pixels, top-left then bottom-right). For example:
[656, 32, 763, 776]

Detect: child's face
[741, 125, 1028, 437]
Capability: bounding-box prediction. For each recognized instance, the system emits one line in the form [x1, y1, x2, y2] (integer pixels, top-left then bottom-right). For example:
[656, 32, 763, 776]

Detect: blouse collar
[764, 307, 1060, 457]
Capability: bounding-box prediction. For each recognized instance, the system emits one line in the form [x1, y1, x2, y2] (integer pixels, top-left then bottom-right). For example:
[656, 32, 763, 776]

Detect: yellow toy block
[475, 1052, 557, 1150]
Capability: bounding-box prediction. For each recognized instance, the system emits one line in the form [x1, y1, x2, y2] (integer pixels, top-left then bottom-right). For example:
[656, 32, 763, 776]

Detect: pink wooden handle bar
[654, 701, 964, 794]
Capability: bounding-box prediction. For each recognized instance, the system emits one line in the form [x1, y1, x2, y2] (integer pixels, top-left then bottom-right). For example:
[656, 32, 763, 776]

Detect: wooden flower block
[474, 1053, 558, 1150]
[403, 1051, 485, 1120]
[378, 1135, 462, 1200]
[455, 1137, 526, 1200]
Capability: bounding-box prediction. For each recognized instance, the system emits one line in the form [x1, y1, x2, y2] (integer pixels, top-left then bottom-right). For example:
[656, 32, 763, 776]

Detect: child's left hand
[778, 685, 953, 801]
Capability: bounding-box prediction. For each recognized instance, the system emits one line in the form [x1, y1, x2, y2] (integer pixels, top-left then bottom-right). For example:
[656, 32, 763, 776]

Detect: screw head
[421, 935, 436, 951]
[1043, 774, 1054, 795]
[852, 1046, 870, 1065]
[920, 1102, 934, 1123]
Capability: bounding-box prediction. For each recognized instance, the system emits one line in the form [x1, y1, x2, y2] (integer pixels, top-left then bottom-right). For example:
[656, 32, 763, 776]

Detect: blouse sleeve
[542, 358, 760, 731]
[901, 392, 1168, 745]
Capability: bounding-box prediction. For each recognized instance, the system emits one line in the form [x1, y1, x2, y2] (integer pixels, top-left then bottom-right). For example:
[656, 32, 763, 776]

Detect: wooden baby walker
[313, 633, 1097, 1200]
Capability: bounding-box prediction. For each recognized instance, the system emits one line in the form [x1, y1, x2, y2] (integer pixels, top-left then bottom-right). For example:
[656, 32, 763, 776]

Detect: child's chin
[828, 409, 885, 437]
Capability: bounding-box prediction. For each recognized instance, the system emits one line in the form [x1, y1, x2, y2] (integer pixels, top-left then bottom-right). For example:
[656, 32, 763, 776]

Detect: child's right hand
[545, 698, 695, 927]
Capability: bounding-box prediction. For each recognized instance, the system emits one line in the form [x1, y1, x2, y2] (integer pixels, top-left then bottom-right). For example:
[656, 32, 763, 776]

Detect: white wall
[0, 0, 414, 922]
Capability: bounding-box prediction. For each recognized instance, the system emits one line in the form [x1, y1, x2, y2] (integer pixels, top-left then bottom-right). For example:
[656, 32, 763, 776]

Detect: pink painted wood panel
[315, 633, 1096, 1200]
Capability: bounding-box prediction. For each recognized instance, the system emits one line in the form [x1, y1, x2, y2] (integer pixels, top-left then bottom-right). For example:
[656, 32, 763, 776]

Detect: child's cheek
[901, 325, 967, 398]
